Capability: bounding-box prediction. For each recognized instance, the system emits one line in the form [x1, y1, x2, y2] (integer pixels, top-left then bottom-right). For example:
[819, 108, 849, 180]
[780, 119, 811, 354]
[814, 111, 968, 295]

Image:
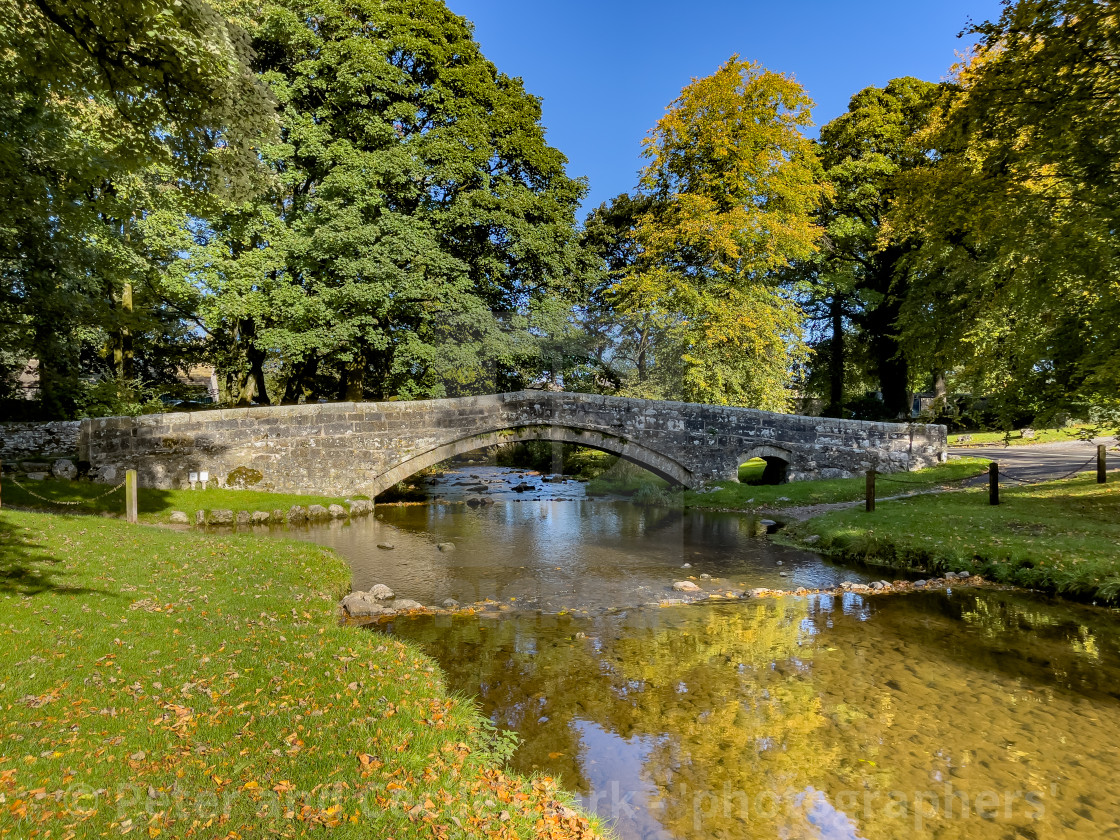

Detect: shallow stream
[284, 466, 1120, 839]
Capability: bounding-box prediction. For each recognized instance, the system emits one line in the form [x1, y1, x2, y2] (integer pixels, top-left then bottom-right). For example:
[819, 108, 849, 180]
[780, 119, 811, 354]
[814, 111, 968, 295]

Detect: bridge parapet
[78, 391, 946, 495]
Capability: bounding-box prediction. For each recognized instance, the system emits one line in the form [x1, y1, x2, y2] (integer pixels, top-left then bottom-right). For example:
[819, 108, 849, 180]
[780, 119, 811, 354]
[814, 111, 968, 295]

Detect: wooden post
[865, 468, 876, 513]
[989, 462, 1000, 506]
[125, 469, 138, 524]
[1099, 445, 1107, 484]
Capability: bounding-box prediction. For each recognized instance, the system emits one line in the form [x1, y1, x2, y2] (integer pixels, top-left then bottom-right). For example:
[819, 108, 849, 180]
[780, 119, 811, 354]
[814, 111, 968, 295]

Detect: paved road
[948, 437, 1118, 483]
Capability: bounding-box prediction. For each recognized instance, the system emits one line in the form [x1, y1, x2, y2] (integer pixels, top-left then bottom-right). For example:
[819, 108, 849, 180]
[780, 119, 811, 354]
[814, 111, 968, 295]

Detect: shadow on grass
[1, 476, 174, 518]
[0, 513, 108, 597]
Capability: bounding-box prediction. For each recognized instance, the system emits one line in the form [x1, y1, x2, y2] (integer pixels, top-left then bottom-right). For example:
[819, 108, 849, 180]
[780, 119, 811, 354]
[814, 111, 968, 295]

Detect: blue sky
[444, 0, 1005, 215]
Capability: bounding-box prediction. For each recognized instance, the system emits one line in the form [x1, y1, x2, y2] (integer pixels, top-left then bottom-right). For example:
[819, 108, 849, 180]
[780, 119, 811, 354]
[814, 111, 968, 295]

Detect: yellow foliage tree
[625, 56, 830, 409]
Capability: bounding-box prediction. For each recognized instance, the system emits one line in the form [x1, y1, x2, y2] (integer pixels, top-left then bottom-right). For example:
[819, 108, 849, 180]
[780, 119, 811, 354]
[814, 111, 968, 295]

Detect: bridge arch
[367, 423, 696, 496]
[737, 444, 793, 485]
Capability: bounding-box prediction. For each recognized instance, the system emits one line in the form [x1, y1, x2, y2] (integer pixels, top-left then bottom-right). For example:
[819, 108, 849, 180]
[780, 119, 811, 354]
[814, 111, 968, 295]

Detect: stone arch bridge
[78, 391, 947, 496]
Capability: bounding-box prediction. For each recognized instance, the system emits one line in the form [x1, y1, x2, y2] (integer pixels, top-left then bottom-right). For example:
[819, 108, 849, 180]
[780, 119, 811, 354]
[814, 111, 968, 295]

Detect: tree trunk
[249, 345, 270, 406]
[344, 356, 364, 401]
[825, 294, 845, 417]
[282, 355, 318, 404]
[234, 368, 256, 407]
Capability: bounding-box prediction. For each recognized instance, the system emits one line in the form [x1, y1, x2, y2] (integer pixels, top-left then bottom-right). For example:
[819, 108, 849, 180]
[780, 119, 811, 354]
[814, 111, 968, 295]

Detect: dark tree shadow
[0, 513, 109, 597]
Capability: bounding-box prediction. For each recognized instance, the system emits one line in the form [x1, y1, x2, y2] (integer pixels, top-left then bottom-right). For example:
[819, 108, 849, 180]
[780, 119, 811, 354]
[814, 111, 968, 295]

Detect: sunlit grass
[949, 425, 1117, 447]
[684, 458, 991, 511]
[787, 473, 1120, 603]
[0, 511, 603, 837]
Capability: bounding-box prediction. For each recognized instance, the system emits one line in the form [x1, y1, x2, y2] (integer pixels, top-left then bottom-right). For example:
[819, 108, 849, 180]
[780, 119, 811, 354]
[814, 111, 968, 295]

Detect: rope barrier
[8, 477, 126, 506]
[875, 471, 984, 487]
[996, 453, 1100, 486]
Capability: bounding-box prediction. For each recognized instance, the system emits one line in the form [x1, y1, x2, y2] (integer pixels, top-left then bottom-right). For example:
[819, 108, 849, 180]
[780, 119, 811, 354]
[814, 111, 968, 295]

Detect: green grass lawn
[0, 511, 601, 838]
[949, 425, 1117, 447]
[684, 458, 991, 511]
[786, 473, 1120, 603]
[0, 477, 366, 524]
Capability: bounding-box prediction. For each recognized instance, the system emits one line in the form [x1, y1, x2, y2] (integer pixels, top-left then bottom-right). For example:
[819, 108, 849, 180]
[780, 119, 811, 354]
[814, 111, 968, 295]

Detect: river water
[286, 466, 1120, 840]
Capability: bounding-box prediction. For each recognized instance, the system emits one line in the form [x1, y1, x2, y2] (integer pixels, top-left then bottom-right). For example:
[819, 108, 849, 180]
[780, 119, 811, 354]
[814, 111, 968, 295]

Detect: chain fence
[7, 477, 127, 507]
[997, 452, 1101, 486]
[875, 471, 985, 488]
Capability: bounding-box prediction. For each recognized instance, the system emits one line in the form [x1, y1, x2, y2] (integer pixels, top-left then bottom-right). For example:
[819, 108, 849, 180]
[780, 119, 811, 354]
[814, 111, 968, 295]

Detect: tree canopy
[583, 57, 829, 409]
[2, 0, 1116, 429]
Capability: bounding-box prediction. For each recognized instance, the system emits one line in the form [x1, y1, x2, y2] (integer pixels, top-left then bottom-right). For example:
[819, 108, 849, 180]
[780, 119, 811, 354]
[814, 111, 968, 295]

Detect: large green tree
[201, 0, 586, 405]
[0, 0, 275, 417]
[896, 0, 1120, 422]
[803, 77, 940, 419]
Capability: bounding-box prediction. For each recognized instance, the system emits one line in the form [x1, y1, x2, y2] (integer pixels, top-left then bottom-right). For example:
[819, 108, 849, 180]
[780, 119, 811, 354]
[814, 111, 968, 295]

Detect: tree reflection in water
[384, 590, 1120, 839]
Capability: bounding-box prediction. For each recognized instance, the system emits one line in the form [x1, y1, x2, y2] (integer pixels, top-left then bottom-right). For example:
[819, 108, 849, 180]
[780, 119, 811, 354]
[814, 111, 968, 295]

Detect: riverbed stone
[672, 581, 701, 592]
[236, 510, 251, 526]
[341, 593, 388, 618]
[369, 584, 394, 600]
[376, 543, 395, 550]
[328, 503, 347, 519]
[51, 458, 77, 480]
[307, 504, 329, 521]
[208, 509, 234, 526]
[169, 511, 189, 524]
[441, 598, 460, 609]
[347, 499, 373, 516]
[437, 542, 455, 552]
[270, 509, 286, 524]
[388, 598, 422, 612]
[250, 511, 270, 525]
[287, 506, 308, 524]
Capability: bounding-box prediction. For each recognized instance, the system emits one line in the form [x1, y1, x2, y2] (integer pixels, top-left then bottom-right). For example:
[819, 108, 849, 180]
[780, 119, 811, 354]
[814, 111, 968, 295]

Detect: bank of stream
[280, 466, 1120, 840]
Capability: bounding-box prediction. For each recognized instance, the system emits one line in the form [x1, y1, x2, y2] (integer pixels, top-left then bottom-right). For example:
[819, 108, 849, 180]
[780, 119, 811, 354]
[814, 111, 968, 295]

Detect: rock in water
[672, 581, 701, 592]
[207, 509, 234, 526]
[376, 543, 395, 550]
[389, 599, 423, 612]
[369, 584, 395, 600]
[437, 542, 455, 552]
[341, 593, 388, 618]
[328, 504, 347, 519]
[307, 504, 329, 521]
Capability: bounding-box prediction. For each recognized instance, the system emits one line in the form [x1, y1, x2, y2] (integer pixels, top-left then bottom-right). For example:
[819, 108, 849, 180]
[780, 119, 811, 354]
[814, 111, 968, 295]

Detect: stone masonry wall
[0, 421, 82, 463]
[79, 392, 947, 495]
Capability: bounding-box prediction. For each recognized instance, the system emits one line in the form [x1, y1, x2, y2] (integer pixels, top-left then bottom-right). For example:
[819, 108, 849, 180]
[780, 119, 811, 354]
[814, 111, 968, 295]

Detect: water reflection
[386, 591, 1120, 839]
[286, 469, 873, 611]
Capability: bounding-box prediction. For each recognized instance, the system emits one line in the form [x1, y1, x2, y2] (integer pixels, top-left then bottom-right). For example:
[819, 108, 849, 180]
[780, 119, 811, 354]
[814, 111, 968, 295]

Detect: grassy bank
[948, 425, 1117, 447]
[683, 458, 990, 512]
[786, 473, 1120, 603]
[0, 511, 601, 838]
[0, 477, 363, 524]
